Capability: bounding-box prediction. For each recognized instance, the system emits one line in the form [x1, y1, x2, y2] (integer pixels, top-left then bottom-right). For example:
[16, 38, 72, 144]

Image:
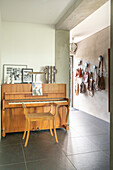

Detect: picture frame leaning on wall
[22, 68, 33, 83]
[3, 64, 27, 84]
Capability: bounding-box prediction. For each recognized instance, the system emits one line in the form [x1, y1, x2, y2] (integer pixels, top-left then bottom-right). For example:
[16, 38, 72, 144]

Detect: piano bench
[22, 103, 59, 147]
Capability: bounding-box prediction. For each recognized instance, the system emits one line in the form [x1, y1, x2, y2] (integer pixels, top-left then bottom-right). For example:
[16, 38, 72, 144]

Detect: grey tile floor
[0, 109, 110, 170]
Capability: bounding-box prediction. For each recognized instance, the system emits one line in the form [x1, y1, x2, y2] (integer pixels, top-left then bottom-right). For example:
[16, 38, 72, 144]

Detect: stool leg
[24, 119, 30, 147]
[53, 118, 58, 143]
[23, 118, 27, 140]
[49, 120, 53, 136]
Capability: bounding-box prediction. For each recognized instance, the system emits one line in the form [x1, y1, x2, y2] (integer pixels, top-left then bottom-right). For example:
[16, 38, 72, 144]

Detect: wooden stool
[22, 103, 59, 147]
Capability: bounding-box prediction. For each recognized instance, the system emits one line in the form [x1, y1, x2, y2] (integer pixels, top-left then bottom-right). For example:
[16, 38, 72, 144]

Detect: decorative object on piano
[28, 72, 45, 83]
[32, 82, 43, 96]
[3, 64, 27, 84]
[22, 68, 33, 83]
[44, 66, 57, 83]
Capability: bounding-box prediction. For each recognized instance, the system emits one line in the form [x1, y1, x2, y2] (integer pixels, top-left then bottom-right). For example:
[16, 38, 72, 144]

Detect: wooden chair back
[22, 102, 59, 117]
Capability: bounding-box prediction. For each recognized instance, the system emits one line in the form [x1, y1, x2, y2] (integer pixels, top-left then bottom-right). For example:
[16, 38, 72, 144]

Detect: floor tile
[23, 140, 64, 162]
[0, 133, 23, 148]
[0, 144, 24, 165]
[60, 136, 101, 155]
[0, 163, 26, 170]
[68, 151, 109, 170]
[72, 125, 107, 137]
[87, 134, 110, 153]
[69, 119, 93, 128]
[102, 149, 110, 158]
[56, 128, 81, 141]
[24, 130, 55, 145]
[26, 156, 76, 170]
[87, 134, 109, 144]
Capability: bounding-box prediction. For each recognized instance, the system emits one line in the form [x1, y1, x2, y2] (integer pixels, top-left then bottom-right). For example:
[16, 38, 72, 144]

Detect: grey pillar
[55, 30, 69, 97]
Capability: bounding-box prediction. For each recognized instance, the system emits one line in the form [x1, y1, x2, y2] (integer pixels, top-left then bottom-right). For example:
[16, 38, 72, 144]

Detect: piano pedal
[37, 127, 39, 130]
[32, 127, 35, 131]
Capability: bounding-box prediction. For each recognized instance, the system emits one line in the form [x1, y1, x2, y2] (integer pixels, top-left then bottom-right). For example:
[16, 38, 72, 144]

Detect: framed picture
[32, 82, 43, 96]
[3, 64, 27, 84]
[22, 68, 33, 83]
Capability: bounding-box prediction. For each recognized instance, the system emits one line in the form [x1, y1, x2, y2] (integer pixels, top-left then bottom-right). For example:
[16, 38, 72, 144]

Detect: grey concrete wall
[73, 27, 110, 122]
[55, 30, 69, 97]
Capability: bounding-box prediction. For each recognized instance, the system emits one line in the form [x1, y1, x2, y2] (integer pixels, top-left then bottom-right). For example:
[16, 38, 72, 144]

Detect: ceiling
[70, 1, 110, 43]
[56, 0, 109, 30]
[0, 0, 75, 25]
[0, 0, 109, 31]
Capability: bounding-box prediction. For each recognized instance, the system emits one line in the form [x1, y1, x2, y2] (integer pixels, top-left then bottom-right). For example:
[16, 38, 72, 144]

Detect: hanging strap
[101, 58, 103, 77]
[98, 61, 101, 76]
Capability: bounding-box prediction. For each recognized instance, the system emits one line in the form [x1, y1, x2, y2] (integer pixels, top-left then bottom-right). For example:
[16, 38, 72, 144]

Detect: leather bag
[76, 68, 82, 78]
[99, 58, 105, 90]
[80, 82, 86, 93]
[98, 57, 105, 90]
[75, 82, 79, 95]
[88, 73, 94, 97]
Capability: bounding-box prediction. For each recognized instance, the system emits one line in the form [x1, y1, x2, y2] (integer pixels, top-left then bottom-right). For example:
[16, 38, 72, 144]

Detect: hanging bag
[99, 58, 105, 90]
[76, 68, 82, 78]
[80, 82, 86, 93]
[97, 61, 101, 89]
[75, 82, 79, 95]
[88, 72, 94, 97]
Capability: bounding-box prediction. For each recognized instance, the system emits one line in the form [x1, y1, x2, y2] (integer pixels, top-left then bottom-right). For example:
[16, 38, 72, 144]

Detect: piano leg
[2, 110, 6, 137]
[66, 105, 69, 124]
[62, 105, 69, 130]
[2, 130, 6, 137]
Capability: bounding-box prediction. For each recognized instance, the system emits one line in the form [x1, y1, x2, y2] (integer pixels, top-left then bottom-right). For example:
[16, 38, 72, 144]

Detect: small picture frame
[22, 68, 33, 83]
[32, 83, 43, 96]
[3, 64, 27, 84]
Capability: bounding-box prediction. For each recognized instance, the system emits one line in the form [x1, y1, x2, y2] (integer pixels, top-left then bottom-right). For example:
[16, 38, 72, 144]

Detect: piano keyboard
[9, 100, 67, 105]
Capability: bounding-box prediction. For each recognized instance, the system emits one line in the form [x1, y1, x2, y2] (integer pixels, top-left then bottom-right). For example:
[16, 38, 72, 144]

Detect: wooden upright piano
[2, 83, 70, 137]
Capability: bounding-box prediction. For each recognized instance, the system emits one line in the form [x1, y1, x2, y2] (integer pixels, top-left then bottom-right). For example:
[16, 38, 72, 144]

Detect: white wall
[1, 22, 55, 82]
